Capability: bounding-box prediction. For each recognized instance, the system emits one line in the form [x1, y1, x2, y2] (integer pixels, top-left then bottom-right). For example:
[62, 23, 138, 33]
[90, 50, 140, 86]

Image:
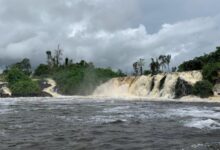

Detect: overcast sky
[0, 0, 220, 72]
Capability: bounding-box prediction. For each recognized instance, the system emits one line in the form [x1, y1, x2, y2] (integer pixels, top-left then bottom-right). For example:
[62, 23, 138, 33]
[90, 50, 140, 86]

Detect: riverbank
[2, 95, 219, 104]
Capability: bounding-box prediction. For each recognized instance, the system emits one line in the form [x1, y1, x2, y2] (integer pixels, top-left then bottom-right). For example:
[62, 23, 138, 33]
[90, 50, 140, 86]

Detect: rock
[0, 86, 12, 97]
[175, 78, 193, 99]
[213, 80, 220, 96]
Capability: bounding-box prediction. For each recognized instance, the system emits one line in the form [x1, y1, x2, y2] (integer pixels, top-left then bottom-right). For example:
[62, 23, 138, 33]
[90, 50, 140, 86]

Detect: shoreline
[0, 95, 220, 103]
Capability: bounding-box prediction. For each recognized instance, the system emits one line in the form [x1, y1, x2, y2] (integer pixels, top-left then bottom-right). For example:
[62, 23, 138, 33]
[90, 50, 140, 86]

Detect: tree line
[133, 54, 174, 75]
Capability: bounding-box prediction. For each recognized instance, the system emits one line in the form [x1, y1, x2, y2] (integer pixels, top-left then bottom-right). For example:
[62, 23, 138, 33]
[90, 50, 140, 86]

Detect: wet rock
[175, 78, 193, 98]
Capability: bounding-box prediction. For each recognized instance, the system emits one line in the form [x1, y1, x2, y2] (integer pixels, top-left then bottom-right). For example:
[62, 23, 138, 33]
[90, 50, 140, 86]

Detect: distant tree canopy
[4, 58, 32, 76]
[178, 47, 220, 71]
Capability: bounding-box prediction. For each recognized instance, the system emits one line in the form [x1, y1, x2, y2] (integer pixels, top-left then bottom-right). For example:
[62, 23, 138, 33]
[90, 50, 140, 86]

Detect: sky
[0, 0, 220, 73]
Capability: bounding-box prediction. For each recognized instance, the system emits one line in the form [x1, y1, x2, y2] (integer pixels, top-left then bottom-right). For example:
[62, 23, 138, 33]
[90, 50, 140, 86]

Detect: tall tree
[133, 62, 139, 76]
[165, 55, 171, 72]
[46, 50, 52, 67]
[150, 58, 160, 75]
[11, 58, 32, 75]
[54, 45, 63, 66]
[159, 55, 166, 72]
[138, 58, 145, 75]
[65, 57, 69, 66]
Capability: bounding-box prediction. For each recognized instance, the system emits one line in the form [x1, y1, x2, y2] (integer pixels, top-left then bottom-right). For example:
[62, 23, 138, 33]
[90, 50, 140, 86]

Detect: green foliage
[202, 62, 220, 83]
[6, 68, 41, 97]
[10, 80, 41, 97]
[193, 80, 213, 98]
[117, 69, 126, 77]
[178, 47, 220, 71]
[178, 59, 204, 71]
[34, 64, 51, 76]
[52, 67, 121, 95]
[150, 58, 160, 75]
[6, 68, 29, 84]
[144, 70, 151, 75]
[11, 58, 32, 75]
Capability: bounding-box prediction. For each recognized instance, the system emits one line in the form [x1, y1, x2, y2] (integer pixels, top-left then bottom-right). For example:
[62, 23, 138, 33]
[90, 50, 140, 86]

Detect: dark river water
[0, 97, 220, 150]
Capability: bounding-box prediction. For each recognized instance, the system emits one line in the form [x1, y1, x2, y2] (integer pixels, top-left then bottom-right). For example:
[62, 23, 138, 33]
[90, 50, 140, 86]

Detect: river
[0, 97, 220, 150]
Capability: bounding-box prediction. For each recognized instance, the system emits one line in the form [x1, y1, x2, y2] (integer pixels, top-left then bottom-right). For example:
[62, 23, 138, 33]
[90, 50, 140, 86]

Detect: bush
[6, 68, 41, 97]
[6, 68, 29, 84]
[202, 62, 220, 83]
[10, 80, 41, 97]
[193, 80, 213, 98]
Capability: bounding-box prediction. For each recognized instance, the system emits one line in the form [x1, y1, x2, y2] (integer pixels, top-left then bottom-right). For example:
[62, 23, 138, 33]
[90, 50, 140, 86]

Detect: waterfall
[93, 71, 203, 98]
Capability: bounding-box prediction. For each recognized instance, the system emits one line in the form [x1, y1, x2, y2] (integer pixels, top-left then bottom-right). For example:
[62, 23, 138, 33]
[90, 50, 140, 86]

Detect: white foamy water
[93, 71, 202, 99]
[185, 119, 220, 130]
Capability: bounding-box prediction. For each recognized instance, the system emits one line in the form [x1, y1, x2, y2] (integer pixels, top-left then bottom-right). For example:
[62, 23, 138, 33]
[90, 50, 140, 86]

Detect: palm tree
[133, 62, 139, 76]
[150, 58, 160, 75]
[46, 50, 52, 67]
[165, 55, 171, 72]
[159, 55, 166, 72]
[138, 58, 145, 75]
[54, 45, 63, 66]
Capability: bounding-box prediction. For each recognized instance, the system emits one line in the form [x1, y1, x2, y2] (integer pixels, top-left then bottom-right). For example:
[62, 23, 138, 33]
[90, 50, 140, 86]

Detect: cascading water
[93, 71, 203, 98]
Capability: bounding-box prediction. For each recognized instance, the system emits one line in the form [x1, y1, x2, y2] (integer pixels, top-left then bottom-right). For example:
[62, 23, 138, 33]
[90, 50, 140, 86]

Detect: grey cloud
[0, 0, 220, 72]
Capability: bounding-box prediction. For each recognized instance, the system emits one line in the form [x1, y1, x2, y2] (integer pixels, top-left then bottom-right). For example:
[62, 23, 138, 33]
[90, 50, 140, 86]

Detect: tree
[150, 58, 160, 75]
[178, 47, 220, 71]
[34, 64, 50, 76]
[193, 80, 213, 98]
[159, 55, 166, 72]
[54, 45, 63, 66]
[165, 55, 171, 72]
[133, 62, 139, 75]
[6, 68, 29, 84]
[144, 70, 151, 75]
[117, 69, 126, 76]
[65, 57, 69, 66]
[202, 62, 220, 84]
[10, 80, 41, 97]
[138, 58, 145, 75]
[46, 51, 52, 67]
[11, 58, 32, 75]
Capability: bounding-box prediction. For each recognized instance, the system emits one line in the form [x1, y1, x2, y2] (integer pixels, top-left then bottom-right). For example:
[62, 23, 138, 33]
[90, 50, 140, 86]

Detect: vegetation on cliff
[6, 68, 41, 97]
[178, 47, 220, 98]
[178, 47, 220, 72]
[33, 46, 125, 95]
[193, 80, 213, 98]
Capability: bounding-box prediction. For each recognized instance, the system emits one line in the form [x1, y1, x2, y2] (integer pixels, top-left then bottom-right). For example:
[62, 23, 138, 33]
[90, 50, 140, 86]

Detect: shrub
[202, 62, 220, 83]
[193, 80, 213, 98]
[6, 68, 29, 84]
[10, 80, 41, 97]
